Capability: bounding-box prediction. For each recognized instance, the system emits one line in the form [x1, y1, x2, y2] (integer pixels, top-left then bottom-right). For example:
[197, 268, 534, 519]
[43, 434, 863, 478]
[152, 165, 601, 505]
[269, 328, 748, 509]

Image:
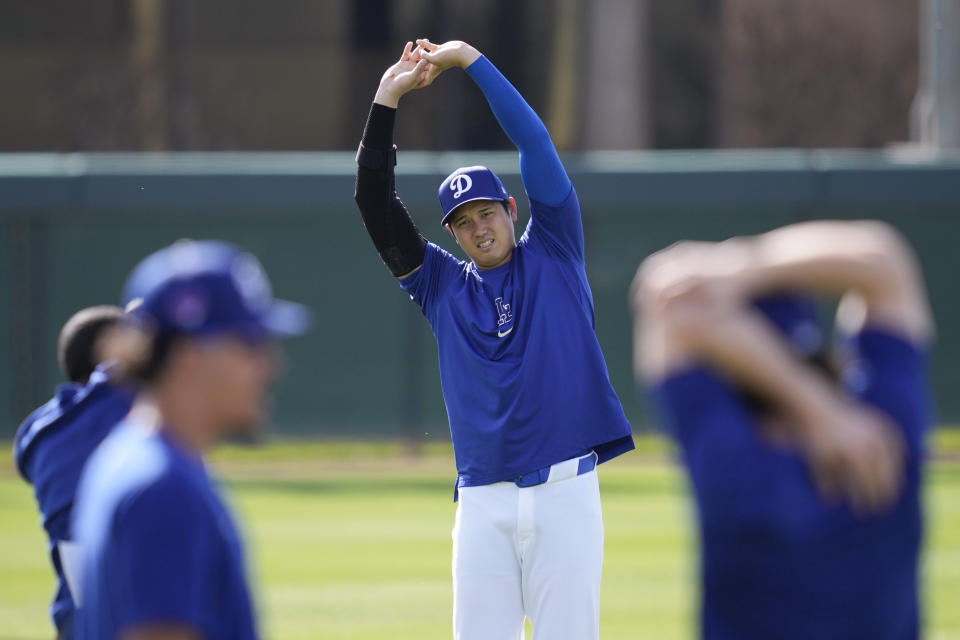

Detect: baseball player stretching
[632, 221, 933, 638]
[355, 40, 634, 639]
[13, 306, 132, 640]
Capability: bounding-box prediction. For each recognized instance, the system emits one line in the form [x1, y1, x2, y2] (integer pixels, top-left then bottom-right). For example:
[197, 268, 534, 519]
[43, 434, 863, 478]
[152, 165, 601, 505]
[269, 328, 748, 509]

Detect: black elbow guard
[356, 143, 397, 171]
[373, 200, 427, 277]
[381, 234, 427, 277]
[354, 140, 426, 277]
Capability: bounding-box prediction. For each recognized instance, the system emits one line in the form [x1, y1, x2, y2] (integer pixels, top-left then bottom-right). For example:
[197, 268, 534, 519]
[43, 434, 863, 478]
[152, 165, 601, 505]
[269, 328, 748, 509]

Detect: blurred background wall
[3, 0, 953, 152]
[1, 152, 959, 440]
[1, 0, 959, 440]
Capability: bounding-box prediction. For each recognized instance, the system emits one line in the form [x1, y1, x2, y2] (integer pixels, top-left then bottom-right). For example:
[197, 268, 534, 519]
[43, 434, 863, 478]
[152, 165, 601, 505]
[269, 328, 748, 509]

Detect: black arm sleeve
[354, 103, 427, 277]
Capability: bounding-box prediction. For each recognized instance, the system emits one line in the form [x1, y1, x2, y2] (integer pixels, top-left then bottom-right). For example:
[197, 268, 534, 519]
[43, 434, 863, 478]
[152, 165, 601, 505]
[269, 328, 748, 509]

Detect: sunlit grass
[1, 433, 957, 639]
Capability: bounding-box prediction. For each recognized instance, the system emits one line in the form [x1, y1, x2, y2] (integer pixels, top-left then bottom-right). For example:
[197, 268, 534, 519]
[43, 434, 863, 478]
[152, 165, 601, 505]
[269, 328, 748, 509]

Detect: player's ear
[506, 197, 518, 222]
[445, 224, 460, 245]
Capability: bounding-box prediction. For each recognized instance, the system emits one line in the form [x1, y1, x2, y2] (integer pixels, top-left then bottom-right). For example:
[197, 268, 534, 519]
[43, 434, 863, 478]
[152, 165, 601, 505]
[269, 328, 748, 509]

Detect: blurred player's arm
[738, 220, 934, 342]
[417, 39, 572, 207]
[632, 237, 905, 514]
[354, 42, 429, 279]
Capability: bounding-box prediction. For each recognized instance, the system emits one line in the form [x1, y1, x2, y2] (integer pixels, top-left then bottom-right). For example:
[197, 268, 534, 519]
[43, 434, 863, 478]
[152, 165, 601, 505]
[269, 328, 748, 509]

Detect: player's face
[447, 198, 518, 269]
[197, 336, 280, 436]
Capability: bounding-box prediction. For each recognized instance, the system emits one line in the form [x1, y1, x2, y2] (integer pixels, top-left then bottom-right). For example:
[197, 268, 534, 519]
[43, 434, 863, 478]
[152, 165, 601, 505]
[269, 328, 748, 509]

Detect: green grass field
[1, 434, 958, 640]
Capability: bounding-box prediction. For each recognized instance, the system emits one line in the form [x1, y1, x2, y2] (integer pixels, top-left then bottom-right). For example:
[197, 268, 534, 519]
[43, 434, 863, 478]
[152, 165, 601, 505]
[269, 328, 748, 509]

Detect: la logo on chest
[495, 297, 513, 338]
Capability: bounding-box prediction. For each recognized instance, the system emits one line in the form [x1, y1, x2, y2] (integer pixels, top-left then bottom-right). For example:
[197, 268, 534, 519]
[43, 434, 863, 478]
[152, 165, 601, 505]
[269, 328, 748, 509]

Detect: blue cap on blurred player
[752, 294, 823, 357]
[122, 240, 311, 342]
[438, 165, 510, 226]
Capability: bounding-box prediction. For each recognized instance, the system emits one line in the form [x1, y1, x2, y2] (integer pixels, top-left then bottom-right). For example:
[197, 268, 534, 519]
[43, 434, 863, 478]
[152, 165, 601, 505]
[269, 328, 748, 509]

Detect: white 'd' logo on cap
[451, 174, 473, 199]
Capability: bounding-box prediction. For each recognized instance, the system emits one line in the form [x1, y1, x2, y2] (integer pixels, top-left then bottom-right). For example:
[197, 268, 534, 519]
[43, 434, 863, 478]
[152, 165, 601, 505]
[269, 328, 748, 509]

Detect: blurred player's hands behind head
[631, 221, 927, 517]
[632, 238, 754, 314]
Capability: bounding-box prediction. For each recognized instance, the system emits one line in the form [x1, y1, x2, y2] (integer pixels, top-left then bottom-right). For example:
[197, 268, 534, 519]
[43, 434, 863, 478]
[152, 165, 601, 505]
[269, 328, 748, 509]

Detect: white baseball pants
[452, 461, 604, 640]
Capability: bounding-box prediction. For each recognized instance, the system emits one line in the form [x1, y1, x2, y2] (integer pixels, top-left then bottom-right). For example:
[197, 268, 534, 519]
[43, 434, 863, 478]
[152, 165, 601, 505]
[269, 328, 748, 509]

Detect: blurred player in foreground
[355, 40, 633, 639]
[13, 306, 133, 639]
[631, 221, 933, 639]
[72, 240, 310, 640]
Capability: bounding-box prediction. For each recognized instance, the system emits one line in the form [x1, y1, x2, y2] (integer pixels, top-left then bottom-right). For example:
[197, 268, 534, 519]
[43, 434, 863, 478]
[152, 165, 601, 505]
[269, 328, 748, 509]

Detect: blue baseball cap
[122, 240, 311, 342]
[438, 165, 510, 226]
[752, 293, 823, 357]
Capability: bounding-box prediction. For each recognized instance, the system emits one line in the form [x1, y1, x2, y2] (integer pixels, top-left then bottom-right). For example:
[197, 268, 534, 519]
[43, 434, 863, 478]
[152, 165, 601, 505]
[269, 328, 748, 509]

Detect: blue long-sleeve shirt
[465, 55, 572, 206]
[400, 54, 633, 487]
[13, 367, 133, 637]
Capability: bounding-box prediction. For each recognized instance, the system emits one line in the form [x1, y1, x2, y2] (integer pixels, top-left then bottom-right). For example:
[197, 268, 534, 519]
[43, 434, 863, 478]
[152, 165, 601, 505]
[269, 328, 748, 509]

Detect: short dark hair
[128, 332, 178, 384]
[96, 321, 187, 385]
[57, 306, 125, 383]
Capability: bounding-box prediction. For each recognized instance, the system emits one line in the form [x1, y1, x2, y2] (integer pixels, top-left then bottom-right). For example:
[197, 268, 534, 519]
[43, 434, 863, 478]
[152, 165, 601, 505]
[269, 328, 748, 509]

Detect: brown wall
[0, 0, 920, 151]
[718, 0, 918, 147]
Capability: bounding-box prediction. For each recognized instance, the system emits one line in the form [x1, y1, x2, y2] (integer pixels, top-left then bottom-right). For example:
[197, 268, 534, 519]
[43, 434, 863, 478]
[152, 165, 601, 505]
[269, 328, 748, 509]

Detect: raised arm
[634, 220, 932, 380]
[354, 42, 430, 279]
[630, 224, 927, 514]
[417, 39, 571, 206]
[734, 220, 933, 342]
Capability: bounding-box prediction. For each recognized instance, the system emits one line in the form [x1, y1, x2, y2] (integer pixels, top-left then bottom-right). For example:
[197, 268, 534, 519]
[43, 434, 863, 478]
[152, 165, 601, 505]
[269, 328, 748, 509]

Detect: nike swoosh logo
[497, 327, 513, 338]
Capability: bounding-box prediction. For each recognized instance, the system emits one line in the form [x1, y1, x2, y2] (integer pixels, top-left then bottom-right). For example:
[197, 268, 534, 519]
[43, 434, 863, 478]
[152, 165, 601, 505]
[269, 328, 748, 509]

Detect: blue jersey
[12, 367, 133, 635]
[73, 420, 258, 640]
[402, 188, 634, 486]
[652, 328, 930, 639]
